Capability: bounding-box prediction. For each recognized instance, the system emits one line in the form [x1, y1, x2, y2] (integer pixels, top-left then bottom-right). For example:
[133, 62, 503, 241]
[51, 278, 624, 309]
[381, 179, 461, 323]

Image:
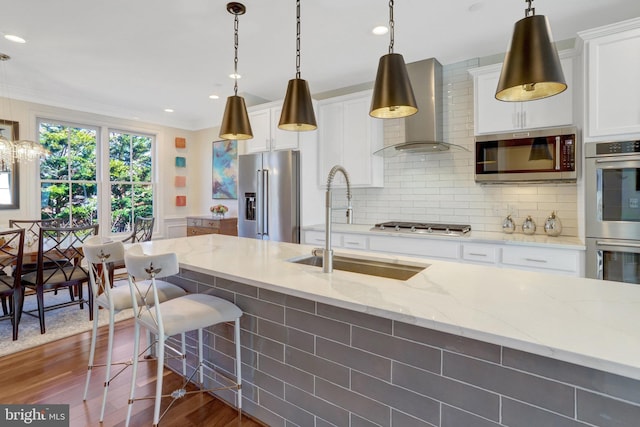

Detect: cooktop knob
[395, 225, 400, 231]
[379, 224, 385, 230]
[427, 227, 433, 233]
[410, 226, 416, 232]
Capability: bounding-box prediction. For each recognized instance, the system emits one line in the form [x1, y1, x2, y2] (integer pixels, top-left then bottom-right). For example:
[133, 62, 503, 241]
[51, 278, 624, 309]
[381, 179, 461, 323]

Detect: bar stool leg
[235, 318, 242, 411]
[198, 328, 204, 385]
[82, 299, 101, 401]
[125, 322, 142, 427]
[99, 309, 116, 422]
[181, 332, 187, 377]
[153, 336, 166, 426]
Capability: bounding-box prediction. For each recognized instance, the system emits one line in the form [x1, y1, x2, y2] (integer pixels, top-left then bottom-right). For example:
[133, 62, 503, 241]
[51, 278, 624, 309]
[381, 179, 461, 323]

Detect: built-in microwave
[475, 126, 577, 183]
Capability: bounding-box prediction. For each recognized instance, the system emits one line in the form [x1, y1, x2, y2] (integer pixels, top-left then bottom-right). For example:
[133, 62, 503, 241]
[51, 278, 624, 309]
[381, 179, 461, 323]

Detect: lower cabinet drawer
[462, 243, 498, 264]
[369, 236, 460, 260]
[341, 234, 368, 250]
[304, 230, 328, 246]
[501, 246, 579, 273]
[187, 226, 220, 236]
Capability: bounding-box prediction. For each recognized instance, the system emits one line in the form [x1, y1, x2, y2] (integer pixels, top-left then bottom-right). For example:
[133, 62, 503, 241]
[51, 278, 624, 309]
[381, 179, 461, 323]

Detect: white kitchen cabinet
[501, 245, 580, 274]
[317, 90, 384, 188]
[469, 54, 574, 135]
[246, 102, 299, 153]
[579, 18, 640, 140]
[303, 230, 368, 250]
[368, 236, 461, 261]
[462, 242, 499, 264]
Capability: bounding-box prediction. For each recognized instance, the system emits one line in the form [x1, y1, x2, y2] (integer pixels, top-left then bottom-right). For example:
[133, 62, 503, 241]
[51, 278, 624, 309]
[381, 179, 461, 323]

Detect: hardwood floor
[0, 318, 264, 427]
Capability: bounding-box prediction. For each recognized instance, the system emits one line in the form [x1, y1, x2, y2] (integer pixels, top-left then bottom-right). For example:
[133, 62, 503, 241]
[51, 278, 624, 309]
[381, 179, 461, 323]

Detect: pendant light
[219, 2, 253, 140]
[528, 137, 553, 160]
[495, 0, 567, 102]
[369, 0, 417, 119]
[278, 0, 317, 131]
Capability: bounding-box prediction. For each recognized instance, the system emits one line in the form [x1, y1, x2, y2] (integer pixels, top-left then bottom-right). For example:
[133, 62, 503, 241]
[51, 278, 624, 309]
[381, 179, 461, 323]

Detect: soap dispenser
[544, 211, 562, 237]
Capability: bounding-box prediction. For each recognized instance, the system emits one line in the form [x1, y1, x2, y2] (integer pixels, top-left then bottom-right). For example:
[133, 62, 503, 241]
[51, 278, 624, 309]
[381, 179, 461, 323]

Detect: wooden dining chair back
[9, 219, 59, 273]
[0, 228, 25, 341]
[122, 216, 155, 243]
[20, 223, 99, 334]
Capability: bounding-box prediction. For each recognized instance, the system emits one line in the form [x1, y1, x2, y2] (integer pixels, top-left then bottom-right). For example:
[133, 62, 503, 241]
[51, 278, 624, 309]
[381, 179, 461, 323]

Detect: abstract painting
[174, 176, 186, 187]
[212, 140, 237, 199]
[175, 195, 186, 206]
[175, 156, 186, 167]
[175, 137, 186, 148]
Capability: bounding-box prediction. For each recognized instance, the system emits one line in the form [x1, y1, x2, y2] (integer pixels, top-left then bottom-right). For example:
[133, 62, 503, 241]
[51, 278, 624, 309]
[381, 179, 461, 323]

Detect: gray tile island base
[167, 269, 640, 427]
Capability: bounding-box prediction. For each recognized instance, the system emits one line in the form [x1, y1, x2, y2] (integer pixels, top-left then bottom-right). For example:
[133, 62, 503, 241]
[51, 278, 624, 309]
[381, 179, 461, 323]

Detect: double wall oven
[585, 140, 640, 284]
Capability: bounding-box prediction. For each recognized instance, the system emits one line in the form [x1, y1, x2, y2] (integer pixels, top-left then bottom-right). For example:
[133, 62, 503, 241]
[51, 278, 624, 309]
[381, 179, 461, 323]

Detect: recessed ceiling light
[229, 73, 241, 79]
[4, 34, 26, 43]
[372, 26, 388, 36]
[209, 94, 220, 100]
[164, 108, 174, 113]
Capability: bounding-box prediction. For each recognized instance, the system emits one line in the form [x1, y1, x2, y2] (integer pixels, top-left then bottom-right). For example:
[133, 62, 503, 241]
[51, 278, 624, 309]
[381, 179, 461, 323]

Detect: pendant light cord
[524, 0, 535, 17]
[296, 0, 301, 79]
[388, 0, 395, 54]
[233, 12, 239, 96]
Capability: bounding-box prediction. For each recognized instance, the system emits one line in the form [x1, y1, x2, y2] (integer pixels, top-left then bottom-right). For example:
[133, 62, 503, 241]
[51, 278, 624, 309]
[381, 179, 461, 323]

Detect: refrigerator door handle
[262, 169, 269, 238]
[256, 169, 263, 238]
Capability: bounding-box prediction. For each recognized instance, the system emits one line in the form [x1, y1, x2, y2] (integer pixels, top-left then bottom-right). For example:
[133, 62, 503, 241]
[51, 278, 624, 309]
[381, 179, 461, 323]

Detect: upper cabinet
[469, 53, 574, 135]
[317, 90, 384, 188]
[246, 102, 299, 153]
[579, 18, 640, 141]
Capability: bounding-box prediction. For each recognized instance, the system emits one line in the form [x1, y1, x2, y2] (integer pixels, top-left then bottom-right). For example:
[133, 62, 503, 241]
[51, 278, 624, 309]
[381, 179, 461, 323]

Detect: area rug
[0, 282, 134, 358]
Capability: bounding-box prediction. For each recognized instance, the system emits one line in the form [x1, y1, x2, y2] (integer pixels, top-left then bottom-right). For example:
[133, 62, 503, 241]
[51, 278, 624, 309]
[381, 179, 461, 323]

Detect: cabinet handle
[522, 111, 527, 128]
[314, 238, 326, 243]
[524, 258, 547, 263]
[468, 252, 487, 257]
[345, 241, 361, 245]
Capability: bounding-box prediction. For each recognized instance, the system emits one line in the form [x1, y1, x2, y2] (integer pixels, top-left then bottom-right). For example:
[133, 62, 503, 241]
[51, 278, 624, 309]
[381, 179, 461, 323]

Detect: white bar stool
[124, 245, 243, 427]
[82, 237, 186, 422]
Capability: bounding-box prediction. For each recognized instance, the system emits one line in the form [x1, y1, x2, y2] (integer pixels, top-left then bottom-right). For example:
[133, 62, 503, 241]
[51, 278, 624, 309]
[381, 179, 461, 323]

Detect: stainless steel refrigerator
[238, 150, 300, 243]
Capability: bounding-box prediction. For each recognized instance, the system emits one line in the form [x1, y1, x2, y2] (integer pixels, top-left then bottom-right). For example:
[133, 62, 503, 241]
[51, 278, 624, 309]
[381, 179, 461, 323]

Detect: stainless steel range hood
[374, 58, 469, 156]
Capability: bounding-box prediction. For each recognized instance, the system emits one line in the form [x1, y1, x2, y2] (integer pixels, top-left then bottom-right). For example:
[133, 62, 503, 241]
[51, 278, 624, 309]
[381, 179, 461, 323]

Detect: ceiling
[0, 0, 638, 131]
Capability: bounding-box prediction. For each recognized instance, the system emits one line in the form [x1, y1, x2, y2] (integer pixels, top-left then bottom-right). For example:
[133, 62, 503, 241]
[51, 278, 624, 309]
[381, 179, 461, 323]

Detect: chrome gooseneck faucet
[322, 165, 353, 273]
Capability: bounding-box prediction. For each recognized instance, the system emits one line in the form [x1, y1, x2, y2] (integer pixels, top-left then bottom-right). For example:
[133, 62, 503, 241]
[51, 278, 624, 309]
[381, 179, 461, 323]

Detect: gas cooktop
[370, 221, 471, 236]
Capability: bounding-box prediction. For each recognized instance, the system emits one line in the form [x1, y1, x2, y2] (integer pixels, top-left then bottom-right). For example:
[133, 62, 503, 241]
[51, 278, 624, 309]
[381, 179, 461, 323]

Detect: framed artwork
[175, 156, 186, 167]
[175, 137, 186, 148]
[0, 119, 19, 209]
[175, 195, 186, 206]
[174, 176, 186, 187]
[212, 140, 238, 199]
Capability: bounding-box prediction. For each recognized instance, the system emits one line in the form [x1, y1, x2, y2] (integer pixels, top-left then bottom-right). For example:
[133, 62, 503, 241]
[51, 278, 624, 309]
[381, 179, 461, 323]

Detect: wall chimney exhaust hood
[374, 58, 469, 157]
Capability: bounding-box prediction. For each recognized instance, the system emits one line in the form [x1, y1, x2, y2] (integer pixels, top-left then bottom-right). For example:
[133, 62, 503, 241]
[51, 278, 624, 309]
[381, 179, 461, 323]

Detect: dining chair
[124, 245, 243, 427]
[9, 219, 60, 273]
[20, 223, 99, 334]
[82, 237, 186, 423]
[122, 216, 155, 244]
[0, 228, 25, 341]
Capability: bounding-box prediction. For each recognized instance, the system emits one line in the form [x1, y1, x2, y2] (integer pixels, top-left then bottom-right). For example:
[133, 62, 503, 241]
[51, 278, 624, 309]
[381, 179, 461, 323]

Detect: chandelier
[0, 53, 49, 171]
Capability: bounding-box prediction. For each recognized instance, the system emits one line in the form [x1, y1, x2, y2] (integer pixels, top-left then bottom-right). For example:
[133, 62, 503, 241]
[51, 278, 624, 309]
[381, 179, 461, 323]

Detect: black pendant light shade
[219, 95, 253, 140]
[219, 2, 253, 140]
[279, 78, 317, 131]
[370, 53, 418, 118]
[496, 13, 567, 102]
[278, 0, 317, 131]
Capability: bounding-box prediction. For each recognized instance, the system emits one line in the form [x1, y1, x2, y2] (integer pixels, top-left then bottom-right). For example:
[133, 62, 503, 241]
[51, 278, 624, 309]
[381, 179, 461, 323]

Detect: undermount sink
[289, 254, 429, 281]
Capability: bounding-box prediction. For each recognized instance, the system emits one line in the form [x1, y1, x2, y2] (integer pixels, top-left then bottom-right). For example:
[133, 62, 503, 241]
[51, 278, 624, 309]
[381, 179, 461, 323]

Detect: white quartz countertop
[303, 223, 586, 250]
[138, 234, 637, 379]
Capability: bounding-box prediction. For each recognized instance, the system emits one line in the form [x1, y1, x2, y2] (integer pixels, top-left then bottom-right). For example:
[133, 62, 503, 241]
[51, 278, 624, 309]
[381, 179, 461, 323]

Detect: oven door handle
[595, 240, 640, 249]
[595, 155, 640, 163]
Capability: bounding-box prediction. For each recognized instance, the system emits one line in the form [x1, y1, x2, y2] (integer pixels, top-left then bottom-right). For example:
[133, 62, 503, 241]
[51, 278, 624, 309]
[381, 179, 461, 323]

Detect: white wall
[330, 59, 579, 236]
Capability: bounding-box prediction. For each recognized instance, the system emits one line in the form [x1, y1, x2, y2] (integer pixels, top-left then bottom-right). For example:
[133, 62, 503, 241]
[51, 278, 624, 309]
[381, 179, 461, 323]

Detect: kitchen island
[138, 234, 640, 427]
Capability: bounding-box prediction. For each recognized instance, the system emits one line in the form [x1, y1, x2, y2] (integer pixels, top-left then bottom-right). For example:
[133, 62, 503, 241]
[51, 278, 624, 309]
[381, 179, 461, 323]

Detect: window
[39, 121, 98, 226]
[109, 130, 153, 233]
[38, 119, 155, 234]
